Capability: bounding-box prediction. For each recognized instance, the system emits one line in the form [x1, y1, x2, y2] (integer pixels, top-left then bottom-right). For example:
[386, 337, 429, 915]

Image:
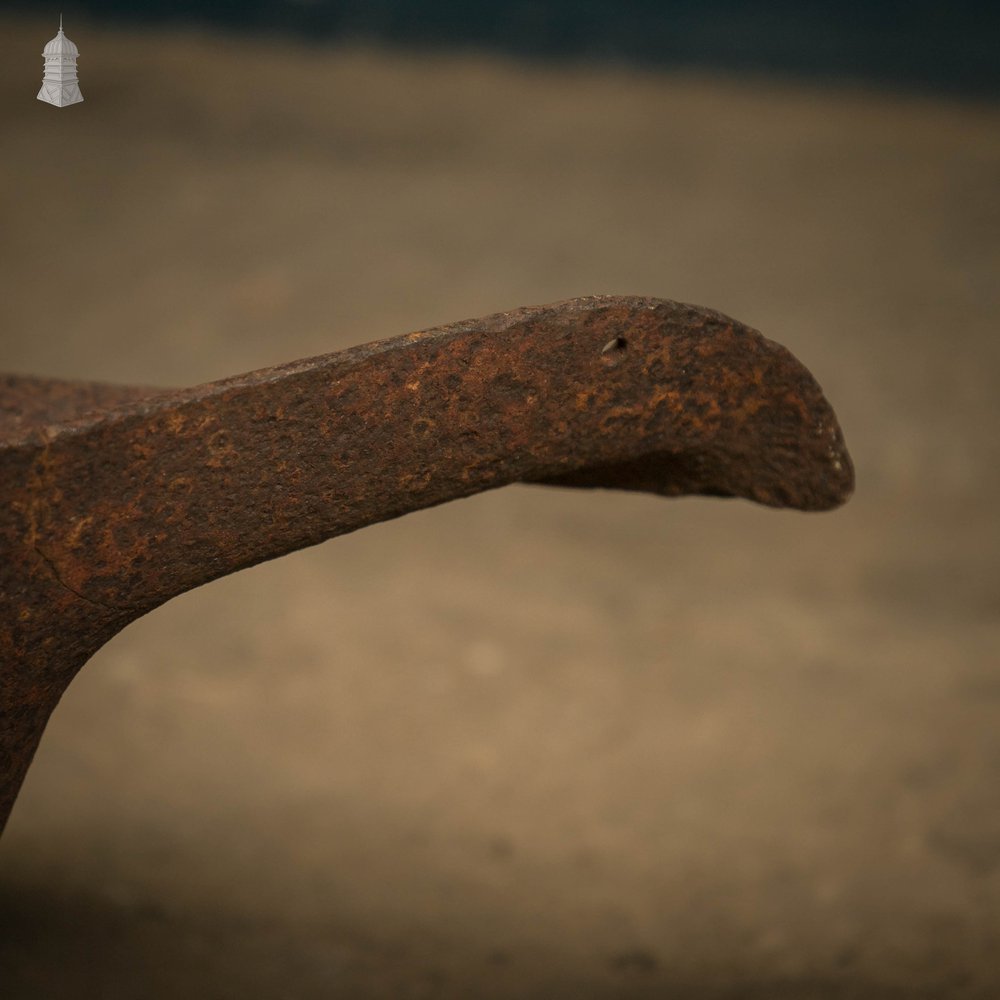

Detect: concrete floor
[1, 15, 999, 998]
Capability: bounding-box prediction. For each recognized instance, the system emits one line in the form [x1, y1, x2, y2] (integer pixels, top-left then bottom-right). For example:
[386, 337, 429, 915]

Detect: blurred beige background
[1, 13, 999, 998]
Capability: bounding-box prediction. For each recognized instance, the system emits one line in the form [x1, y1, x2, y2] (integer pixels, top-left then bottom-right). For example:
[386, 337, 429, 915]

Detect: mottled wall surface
[1, 14, 999, 999]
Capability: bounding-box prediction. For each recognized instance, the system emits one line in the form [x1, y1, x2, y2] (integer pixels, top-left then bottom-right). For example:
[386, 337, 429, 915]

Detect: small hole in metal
[601, 336, 627, 354]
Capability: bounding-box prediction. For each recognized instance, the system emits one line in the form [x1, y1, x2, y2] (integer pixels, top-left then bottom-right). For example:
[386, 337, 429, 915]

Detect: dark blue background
[15, 1, 1000, 96]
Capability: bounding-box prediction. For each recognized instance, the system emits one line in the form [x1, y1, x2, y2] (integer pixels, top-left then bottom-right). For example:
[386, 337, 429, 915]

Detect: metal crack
[33, 543, 118, 613]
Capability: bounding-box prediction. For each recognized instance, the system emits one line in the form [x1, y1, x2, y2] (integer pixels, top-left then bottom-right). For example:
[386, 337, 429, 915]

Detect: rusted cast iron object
[0, 296, 853, 834]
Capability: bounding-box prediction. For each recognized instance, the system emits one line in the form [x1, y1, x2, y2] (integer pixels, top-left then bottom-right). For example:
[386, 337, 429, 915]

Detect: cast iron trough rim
[0, 294, 854, 834]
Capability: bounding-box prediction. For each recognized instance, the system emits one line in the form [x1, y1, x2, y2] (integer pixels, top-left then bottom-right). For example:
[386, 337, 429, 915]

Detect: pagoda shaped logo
[38, 15, 84, 108]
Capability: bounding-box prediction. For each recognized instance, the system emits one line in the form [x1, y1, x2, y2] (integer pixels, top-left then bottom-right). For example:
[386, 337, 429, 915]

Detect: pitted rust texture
[0, 296, 853, 833]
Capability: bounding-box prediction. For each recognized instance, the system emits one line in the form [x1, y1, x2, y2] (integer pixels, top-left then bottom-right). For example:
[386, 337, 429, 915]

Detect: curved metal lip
[0, 294, 854, 835]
